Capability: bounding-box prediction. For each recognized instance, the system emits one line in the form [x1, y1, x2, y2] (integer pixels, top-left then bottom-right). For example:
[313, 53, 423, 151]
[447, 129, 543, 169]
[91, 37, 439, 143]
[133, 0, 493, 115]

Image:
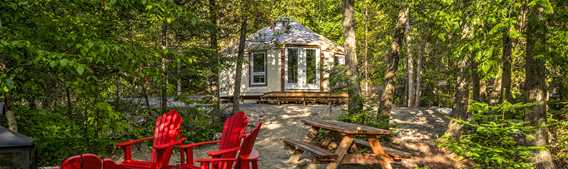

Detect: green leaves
[529, 0, 554, 14]
[441, 102, 539, 169]
[76, 64, 86, 75]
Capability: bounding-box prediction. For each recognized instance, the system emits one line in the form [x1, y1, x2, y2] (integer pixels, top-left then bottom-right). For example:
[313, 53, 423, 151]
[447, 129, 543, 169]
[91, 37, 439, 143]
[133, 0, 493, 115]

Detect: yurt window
[250, 51, 267, 86]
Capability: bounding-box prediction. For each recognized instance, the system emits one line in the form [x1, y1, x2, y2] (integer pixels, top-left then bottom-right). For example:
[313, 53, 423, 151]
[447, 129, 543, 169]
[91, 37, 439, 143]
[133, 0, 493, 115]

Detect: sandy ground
[122, 104, 468, 169]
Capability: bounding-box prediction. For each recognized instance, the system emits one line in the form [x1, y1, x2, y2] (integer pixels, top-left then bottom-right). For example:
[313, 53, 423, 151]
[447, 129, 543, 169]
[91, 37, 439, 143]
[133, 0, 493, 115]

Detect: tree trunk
[209, 0, 222, 124]
[363, 0, 370, 98]
[454, 57, 470, 120]
[66, 86, 72, 115]
[490, 77, 502, 105]
[447, 54, 470, 139]
[415, 41, 425, 107]
[379, 7, 408, 117]
[115, 74, 121, 107]
[176, 61, 182, 97]
[405, 14, 415, 107]
[500, 30, 512, 103]
[160, 24, 169, 113]
[343, 0, 362, 114]
[143, 76, 151, 108]
[471, 59, 481, 102]
[232, 4, 248, 113]
[4, 93, 17, 132]
[524, 4, 555, 169]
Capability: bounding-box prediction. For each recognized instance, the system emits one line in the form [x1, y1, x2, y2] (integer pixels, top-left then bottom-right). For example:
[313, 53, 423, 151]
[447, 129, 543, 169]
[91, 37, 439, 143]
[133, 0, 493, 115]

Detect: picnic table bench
[283, 119, 397, 169]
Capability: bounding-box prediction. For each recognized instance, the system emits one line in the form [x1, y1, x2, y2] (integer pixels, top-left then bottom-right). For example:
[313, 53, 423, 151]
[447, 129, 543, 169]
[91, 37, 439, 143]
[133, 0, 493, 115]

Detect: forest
[1, 0, 567, 168]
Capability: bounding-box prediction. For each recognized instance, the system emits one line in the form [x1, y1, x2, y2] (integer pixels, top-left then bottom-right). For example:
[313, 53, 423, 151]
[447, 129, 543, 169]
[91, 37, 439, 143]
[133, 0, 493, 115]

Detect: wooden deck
[257, 91, 348, 105]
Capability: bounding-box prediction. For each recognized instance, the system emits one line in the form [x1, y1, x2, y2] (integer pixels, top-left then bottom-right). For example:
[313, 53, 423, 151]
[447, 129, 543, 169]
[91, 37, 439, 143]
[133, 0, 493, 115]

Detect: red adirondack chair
[179, 112, 249, 169]
[235, 122, 262, 169]
[61, 153, 102, 169]
[192, 122, 262, 169]
[115, 109, 185, 169]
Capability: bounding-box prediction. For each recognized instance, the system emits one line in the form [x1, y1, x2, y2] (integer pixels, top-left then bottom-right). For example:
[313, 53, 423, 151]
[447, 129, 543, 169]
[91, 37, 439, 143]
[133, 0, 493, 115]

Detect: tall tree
[363, 0, 370, 98]
[342, 0, 362, 114]
[379, 7, 408, 116]
[415, 41, 426, 107]
[405, 11, 415, 107]
[232, 0, 248, 113]
[160, 24, 169, 113]
[209, 0, 222, 124]
[524, 1, 555, 168]
[471, 59, 481, 101]
[447, 9, 474, 139]
[447, 53, 471, 139]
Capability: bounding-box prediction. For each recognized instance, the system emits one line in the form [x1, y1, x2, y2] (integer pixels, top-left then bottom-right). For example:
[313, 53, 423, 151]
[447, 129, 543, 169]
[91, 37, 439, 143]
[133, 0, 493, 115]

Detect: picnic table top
[301, 119, 391, 135]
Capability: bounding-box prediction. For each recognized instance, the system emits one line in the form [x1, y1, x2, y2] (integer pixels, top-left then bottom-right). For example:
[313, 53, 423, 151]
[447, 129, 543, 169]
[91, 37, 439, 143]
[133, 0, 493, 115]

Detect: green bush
[439, 102, 537, 169]
[337, 109, 390, 130]
[547, 102, 568, 165]
[17, 104, 127, 166]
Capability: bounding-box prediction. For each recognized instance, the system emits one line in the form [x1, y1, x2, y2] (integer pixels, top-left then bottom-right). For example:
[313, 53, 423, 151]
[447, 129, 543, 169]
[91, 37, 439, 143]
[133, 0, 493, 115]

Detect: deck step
[259, 92, 347, 105]
[283, 139, 337, 162]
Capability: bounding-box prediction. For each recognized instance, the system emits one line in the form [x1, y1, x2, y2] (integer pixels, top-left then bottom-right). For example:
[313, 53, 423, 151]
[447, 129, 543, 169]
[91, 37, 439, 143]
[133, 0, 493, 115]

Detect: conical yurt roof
[223, 17, 343, 53]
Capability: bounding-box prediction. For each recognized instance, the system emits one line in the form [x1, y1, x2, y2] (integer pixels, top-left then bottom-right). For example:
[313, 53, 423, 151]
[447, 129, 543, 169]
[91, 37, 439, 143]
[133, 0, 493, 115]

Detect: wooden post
[326, 135, 353, 169]
[368, 137, 392, 169]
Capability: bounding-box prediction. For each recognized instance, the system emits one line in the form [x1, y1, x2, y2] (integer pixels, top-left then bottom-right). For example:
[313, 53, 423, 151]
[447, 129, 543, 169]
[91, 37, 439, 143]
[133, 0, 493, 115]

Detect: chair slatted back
[153, 109, 183, 146]
[151, 109, 183, 169]
[239, 122, 262, 157]
[218, 112, 248, 157]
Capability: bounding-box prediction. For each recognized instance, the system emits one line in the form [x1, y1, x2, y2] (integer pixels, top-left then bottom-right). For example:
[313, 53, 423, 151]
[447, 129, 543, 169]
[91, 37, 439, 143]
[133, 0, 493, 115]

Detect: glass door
[285, 47, 320, 90]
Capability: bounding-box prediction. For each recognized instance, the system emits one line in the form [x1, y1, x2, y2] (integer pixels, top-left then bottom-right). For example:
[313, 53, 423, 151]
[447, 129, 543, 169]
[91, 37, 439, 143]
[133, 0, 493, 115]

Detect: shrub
[337, 111, 390, 130]
[439, 101, 537, 169]
[17, 104, 127, 166]
[547, 102, 568, 166]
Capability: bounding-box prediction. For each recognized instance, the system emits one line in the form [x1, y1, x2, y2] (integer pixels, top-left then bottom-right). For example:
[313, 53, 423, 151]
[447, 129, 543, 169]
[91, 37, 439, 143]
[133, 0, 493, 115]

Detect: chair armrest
[179, 140, 220, 149]
[116, 137, 153, 147]
[207, 147, 240, 157]
[154, 137, 186, 149]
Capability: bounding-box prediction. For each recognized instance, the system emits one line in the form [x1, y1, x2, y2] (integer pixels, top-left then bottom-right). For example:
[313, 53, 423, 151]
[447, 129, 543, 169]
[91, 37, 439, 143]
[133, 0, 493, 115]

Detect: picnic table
[283, 119, 394, 169]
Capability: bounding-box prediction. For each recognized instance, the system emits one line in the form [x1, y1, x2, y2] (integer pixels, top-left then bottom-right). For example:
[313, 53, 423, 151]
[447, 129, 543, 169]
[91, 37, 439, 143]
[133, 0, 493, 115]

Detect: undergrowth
[439, 101, 538, 169]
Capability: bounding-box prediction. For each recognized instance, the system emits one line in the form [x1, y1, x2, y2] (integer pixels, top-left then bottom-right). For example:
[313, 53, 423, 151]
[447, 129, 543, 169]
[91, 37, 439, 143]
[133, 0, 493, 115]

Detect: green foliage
[337, 109, 390, 130]
[547, 103, 568, 165]
[327, 63, 349, 94]
[439, 102, 538, 169]
[17, 105, 128, 165]
[0, 0, 223, 165]
[180, 107, 220, 143]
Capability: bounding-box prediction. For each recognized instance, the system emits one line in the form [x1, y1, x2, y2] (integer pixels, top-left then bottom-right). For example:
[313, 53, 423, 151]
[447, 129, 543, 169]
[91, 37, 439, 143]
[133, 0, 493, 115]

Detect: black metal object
[0, 126, 35, 169]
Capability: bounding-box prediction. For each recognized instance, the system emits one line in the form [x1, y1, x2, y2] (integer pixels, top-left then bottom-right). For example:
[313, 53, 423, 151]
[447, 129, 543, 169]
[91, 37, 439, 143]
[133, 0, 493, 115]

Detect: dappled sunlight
[236, 104, 345, 168]
[390, 107, 469, 168]
[265, 123, 282, 130]
[281, 113, 312, 119]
